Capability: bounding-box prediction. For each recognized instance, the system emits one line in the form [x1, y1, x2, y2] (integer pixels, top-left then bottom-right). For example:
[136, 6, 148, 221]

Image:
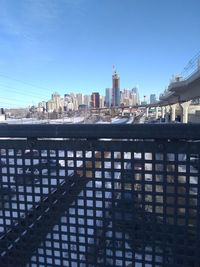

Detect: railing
[170, 51, 200, 84]
[0, 124, 200, 267]
[160, 52, 200, 100]
[180, 51, 200, 80]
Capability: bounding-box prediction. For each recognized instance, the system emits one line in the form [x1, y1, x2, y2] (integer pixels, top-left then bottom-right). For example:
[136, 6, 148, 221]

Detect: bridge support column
[146, 107, 149, 117]
[170, 104, 177, 122]
[161, 106, 165, 119]
[165, 106, 170, 122]
[180, 101, 191, 123]
[155, 107, 159, 119]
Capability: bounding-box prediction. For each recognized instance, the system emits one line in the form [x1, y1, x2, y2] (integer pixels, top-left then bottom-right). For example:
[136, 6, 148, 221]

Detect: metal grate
[0, 124, 199, 267]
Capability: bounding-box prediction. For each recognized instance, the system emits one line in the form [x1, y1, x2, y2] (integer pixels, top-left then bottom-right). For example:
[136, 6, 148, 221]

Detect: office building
[91, 92, 100, 108]
[76, 93, 84, 107]
[37, 101, 47, 112]
[100, 95, 105, 108]
[132, 87, 140, 105]
[150, 94, 157, 104]
[64, 94, 74, 111]
[84, 95, 91, 107]
[105, 88, 112, 107]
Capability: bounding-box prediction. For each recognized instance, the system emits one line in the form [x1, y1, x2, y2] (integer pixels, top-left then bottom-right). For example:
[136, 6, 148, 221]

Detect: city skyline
[37, 87, 141, 114]
[0, 0, 200, 108]
[1, 68, 154, 109]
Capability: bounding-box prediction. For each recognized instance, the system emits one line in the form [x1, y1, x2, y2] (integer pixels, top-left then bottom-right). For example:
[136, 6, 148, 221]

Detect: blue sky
[0, 0, 200, 107]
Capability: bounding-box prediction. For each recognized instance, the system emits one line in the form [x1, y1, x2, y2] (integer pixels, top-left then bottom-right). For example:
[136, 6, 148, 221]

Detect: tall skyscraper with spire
[111, 67, 120, 107]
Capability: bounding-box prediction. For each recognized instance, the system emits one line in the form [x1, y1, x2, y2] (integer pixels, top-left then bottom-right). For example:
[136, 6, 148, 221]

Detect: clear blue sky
[0, 0, 200, 107]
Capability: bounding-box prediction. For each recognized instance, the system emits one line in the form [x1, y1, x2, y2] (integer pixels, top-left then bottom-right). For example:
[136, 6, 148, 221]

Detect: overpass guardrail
[170, 51, 200, 84]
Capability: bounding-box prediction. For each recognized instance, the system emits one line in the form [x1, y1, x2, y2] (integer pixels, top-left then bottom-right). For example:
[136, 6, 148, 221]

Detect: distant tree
[29, 106, 37, 115]
[48, 111, 58, 120]
[58, 106, 62, 115]
[26, 112, 31, 118]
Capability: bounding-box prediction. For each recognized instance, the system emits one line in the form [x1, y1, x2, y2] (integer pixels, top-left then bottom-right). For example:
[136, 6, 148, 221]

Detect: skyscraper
[64, 94, 74, 111]
[100, 95, 105, 108]
[111, 69, 120, 107]
[76, 93, 84, 107]
[84, 95, 91, 107]
[49, 92, 64, 112]
[91, 92, 100, 108]
[105, 88, 112, 107]
[150, 94, 157, 104]
[132, 87, 140, 105]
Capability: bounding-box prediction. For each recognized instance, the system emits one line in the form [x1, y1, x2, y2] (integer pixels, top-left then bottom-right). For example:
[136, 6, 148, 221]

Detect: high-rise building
[70, 93, 78, 110]
[120, 88, 130, 106]
[84, 95, 91, 107]
[105, 88, 112, 107]
[111, 69, 120, 107]
[91, 92, 100, 108]
[53, 92, 64, 111]
[150, 94, 157, 104]
[132, 87, 140, 105]
[37, 101, 47, 112]
[120, 88, 137, 107]
[64, 94, 74, 111]
[100, 95, 105, 108]
[46, 92, 64, 112]
[130, 92, 137, 106]
[76, 93, 83, 107]
[46, 100, 55, 112]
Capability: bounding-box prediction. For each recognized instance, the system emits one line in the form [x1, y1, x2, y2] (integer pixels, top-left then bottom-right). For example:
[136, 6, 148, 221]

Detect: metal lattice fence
[0, 124, 199, 267]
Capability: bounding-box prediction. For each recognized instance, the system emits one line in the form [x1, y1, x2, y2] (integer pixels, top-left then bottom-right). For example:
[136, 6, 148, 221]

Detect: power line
[0, 73, 52, 92]
[0, 100, 29, 108]
[0, 83, 49, 100]
[0, 96, 33, 104]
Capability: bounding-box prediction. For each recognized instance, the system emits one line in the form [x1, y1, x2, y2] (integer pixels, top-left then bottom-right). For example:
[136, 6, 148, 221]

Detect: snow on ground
[111, 117, 129, 124]
[6, 118, 48, 124]
[126, 116, 134, 124]
[5, 116, 85, 124]
[96, 121, 111, 124]
[49, 117, 85, 124]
